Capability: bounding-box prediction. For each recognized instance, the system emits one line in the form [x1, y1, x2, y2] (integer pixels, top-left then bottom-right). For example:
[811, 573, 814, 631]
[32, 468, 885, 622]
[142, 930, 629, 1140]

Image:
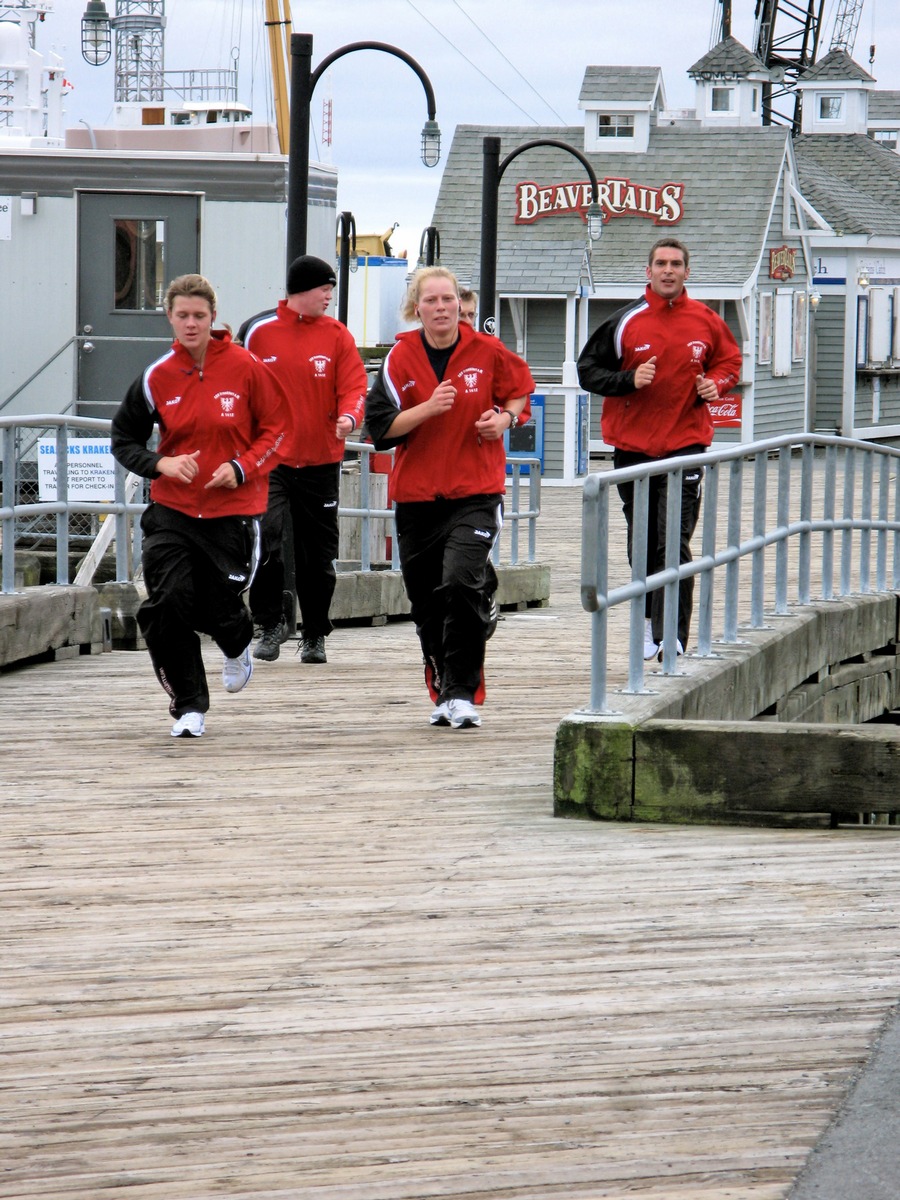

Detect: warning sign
[38, 438, 117, 502]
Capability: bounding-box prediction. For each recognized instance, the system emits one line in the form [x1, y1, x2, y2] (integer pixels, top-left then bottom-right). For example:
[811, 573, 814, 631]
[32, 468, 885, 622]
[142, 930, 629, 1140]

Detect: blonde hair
[164, 273, 217, 314]
[401, 266, 459, 323]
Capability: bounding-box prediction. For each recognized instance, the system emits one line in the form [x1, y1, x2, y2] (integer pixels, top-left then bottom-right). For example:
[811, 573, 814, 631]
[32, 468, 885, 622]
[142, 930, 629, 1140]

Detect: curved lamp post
[335, 210, 356, 326]
[288, 33, 441, 268]
[479, 136, 604, 335]
[418, 225, 441, 268]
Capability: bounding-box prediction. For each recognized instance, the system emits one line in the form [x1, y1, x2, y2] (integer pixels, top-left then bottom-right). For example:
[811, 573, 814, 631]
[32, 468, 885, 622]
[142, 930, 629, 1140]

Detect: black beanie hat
[286, 254, 337, 294]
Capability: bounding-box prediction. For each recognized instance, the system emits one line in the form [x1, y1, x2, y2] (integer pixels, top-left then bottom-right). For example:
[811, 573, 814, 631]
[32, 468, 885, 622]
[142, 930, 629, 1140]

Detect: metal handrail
[581, 433, 900, 713]
[1, 418, 542, 593]
[0, 338, 77, 415]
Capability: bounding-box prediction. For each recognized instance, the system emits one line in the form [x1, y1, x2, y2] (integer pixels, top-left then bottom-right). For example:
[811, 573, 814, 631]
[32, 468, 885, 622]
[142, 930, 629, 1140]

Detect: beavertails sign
[515, 176, 685, 227]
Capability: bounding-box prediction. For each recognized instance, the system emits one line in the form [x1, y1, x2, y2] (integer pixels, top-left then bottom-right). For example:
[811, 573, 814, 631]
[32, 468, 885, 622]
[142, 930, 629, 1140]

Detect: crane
[752, 0, 825, 131]
[829, 0, 871, 61]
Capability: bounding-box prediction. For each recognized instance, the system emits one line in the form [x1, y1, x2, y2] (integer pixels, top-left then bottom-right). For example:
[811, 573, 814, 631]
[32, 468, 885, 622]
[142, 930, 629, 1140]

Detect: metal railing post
[750, 450, 768, 627]
[55, 424, 70, 585]
[774, 446, 791, 614]
[1, 425, 17, 594]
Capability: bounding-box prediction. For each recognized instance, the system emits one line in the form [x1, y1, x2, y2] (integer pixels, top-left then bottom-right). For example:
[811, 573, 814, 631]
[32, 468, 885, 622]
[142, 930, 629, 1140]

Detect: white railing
[1, 417, 542, 592]
[581, 434, 900, 713]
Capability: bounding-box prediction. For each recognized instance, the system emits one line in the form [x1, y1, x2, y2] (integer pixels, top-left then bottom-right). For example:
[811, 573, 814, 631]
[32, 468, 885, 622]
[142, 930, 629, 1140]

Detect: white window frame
[867, 287, 891, 365]
[710, 86, 735, 113]
[792, 292, 807, 362]
[773, 289, 793, 376]
[596, 113, 634, 139]
[818, 94, 843, 121]
[758, 292, 773, 365]
[856, 296, 868, 367]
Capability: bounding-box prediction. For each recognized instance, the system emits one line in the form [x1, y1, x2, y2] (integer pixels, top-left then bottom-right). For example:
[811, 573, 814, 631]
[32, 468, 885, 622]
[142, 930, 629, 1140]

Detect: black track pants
[137, 504, 260, 717]
[249, 461, 341, 638]
[395, 494, 501, 703]
[613, 445, 704, 649]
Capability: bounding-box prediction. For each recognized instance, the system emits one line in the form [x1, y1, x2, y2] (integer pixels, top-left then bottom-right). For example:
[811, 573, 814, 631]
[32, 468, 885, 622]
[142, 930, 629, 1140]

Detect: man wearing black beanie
[238, 255, 368, 663]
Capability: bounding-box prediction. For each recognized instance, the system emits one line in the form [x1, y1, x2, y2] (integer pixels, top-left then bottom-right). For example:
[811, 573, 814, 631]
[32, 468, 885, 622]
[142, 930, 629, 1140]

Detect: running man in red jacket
[365, 267, 534, 730]
[577, 238, 742, 660]
[112, 274, 291, 738]
[238, 256, 368, 666]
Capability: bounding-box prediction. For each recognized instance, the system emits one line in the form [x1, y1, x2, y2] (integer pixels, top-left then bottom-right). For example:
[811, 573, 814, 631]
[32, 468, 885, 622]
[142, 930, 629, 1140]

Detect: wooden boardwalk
[2, 480, 899, 1200]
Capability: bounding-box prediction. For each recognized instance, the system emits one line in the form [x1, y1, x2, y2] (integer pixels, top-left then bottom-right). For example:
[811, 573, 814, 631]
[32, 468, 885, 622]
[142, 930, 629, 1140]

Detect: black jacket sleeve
[364, 363, 407, 450]
[236, 308, 276, 348]
[576, 310, 638, 398]
[111, 376, 162, 479]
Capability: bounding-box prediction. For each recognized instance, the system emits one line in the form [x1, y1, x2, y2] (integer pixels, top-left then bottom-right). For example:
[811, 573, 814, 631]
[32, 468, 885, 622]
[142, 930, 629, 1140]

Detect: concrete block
[13, 553, 41, 588]
[632, 720, 900, 825]
[555, 591, 900, 827]
[497, 562, 551, 609]
[553, 714, 634, 820]
[94, 581, 145, 649]
[0, 585, 100, 670]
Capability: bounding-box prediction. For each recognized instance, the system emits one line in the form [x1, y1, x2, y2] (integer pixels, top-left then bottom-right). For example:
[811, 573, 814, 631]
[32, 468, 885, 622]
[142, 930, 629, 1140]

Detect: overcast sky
[43, 0, 900, 259]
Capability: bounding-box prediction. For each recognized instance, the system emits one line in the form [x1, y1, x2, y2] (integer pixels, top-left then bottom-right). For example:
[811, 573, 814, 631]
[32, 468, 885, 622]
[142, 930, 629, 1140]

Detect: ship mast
[264, 0, 291, 153]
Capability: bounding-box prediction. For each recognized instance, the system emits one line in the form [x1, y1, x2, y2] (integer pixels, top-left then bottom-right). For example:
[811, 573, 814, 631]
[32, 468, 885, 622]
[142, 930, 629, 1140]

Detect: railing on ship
[0, 416, 541, 594]
[582, 434, 900, 714]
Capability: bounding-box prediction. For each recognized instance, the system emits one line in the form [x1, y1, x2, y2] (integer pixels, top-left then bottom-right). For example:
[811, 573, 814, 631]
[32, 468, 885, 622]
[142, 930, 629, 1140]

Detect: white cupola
[794, 48, 875, 136]
[688, 36, 772, 128]
[578, 66, 666, 154]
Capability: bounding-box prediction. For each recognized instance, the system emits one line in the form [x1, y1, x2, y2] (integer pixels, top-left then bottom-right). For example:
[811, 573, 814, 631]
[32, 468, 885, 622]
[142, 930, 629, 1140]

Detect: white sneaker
[222, 645, 253, 693]
[171, 711, 205, 738]
[658, 639, 685, 662]
[430, 701, 452, 726]
[448, 698, 481, 729]
[643, 618, 659, 660]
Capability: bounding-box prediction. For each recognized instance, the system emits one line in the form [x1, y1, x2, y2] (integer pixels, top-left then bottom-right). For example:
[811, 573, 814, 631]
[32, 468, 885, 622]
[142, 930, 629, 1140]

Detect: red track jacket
[111, 331, 290, 518]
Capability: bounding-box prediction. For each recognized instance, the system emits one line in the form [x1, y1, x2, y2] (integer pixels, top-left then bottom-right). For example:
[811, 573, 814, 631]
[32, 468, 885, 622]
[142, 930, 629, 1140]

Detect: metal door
[77, 191, 200, 418]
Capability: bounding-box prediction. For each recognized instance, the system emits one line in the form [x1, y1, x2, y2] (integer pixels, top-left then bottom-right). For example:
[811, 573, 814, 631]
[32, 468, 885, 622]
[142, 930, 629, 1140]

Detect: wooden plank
[1, 477, 899, 1198]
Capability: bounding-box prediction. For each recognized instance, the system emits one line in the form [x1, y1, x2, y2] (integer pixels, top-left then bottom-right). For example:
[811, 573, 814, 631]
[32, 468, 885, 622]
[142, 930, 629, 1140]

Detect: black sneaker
[253, 619, 288, 661]
[300, 635, 327, 664]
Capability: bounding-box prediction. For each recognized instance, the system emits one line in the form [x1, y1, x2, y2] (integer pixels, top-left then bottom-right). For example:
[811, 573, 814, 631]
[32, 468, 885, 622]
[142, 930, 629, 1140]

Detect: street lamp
[418, 225, 440, 267]
[479, 135, 604, 336]
[287, 33, 441, 269]
[81, 0, 112, 66]
[336, 210, 356, 327]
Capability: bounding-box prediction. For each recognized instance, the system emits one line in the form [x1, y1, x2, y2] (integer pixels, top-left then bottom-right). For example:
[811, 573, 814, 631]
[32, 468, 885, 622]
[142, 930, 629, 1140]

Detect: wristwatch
[494, 405, 518, 430]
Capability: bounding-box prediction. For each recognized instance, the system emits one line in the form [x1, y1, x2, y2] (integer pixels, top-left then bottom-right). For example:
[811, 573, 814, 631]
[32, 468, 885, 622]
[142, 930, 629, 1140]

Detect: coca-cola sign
[709, 395, 742, 428]
[515, 176, 685, 227]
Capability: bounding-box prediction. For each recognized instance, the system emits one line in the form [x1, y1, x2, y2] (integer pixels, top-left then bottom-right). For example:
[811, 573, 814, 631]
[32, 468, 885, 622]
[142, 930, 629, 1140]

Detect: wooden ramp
[2, 482, 899, 1199]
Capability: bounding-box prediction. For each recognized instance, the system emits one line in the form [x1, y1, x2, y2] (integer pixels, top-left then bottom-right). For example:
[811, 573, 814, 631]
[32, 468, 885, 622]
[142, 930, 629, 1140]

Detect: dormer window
[818, 94, 844, 120]
[596, 113, 635, 138]
[711, 86, 735, 113]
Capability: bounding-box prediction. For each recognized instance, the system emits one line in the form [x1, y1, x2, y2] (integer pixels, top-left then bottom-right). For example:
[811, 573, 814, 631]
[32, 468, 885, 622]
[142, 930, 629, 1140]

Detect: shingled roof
[688, 36, 771, 79]
[793, 133, 900, 236]
[579, 67, 663, 106]
[430, 123, 791, 293]
[868, 91, 900, 122]
[799, 48, 875, 84]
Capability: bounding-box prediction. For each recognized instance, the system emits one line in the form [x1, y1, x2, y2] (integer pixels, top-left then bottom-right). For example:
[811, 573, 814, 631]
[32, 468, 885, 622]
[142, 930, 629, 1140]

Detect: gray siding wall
[856, 374, 900, 428]
[499, 298, 567, 378]
[811, 294, 844, 432]
[752, 193, 809, 438]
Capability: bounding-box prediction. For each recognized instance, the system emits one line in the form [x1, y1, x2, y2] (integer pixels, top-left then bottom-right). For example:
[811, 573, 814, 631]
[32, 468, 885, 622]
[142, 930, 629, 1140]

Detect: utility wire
[402, 0, 545, 124]
[449, 0, 569, 124]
